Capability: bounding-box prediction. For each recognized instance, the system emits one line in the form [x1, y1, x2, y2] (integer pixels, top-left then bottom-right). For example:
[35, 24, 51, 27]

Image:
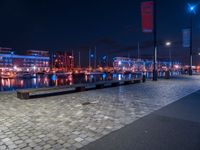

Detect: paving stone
[28, 142, 37, 148]
[52, 144, 63, 150]
[0, 145, 7, 150]
[18, 143, 28, 149]
[14, 140, 24, 145]
[73, 142, 83, 148]
[21, 147, 32, 150]
[11, 136, 20, 141]
[33, 146, 43, 150]
[68, 139, 76, 144]
[43, 144, 52, 149]
[75, 137, 83, 142]
[46, 140, 57, 145]
[34, 138, 42, 143]
[2, 138, 10, 143]
[63, 143, 71, 148]
[8, 144, 17, 149]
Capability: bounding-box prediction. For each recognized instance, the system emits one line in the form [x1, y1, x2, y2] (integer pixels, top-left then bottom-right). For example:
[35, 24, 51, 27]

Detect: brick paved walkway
[0, 75, 200, 150]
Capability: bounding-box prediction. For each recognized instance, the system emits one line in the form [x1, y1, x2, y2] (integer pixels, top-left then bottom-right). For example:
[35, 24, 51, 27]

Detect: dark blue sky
[0, 0, 200, 65]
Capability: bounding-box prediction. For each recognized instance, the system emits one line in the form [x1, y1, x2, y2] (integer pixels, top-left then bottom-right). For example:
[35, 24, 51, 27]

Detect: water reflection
[0, 71, 181, 92]
[0, 73, 141, 91]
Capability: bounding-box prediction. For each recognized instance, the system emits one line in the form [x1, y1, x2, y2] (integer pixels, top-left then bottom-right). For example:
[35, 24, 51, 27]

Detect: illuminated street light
[153, 0, 158, 81]
[187, 3, 198, 75]
[165, 41, 172, 68]
[190, 5, 195, 12]
[188, 4, 197, 14]
[165, 41, 171, 46]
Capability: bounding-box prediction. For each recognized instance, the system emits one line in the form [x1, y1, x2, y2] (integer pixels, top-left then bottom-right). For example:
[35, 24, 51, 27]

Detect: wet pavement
[0, 75, 200, 150]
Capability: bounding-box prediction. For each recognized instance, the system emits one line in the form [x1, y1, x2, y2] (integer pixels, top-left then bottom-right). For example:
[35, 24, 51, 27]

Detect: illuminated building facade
[113, 57, 145, 72]
[0, 48, 75, 72]
[0, 48, 50, 72]
[27, 50, 49, 57]
[52, 51, 74, 71]
[113, 57, 181, 72]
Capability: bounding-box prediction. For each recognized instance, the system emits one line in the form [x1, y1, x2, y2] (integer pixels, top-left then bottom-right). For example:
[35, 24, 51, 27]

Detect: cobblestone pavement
[0, 75, 200, 150]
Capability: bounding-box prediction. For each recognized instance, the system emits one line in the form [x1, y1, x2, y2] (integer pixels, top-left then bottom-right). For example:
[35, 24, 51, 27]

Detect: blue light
[113, 74, 117, 78]
[51, 74, 57, 81]
[90, 54, 94, 58]
[102, 73, 107, 79]
[188, 3, 197, 13]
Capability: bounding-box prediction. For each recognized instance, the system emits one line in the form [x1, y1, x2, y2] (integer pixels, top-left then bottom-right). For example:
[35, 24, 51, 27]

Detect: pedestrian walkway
[0, 75, 200, 149]
[79, 90, 200, 150]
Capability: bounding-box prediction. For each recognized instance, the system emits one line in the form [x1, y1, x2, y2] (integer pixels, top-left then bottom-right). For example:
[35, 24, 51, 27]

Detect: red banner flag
[141, 1, 154, 33]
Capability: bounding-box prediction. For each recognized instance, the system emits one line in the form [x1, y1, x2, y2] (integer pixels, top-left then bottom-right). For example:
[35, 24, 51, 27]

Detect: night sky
[0, 0, 200, 66]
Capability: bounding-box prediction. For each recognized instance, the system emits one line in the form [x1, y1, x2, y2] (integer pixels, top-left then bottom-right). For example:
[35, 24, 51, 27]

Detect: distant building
[113, 57, 181, 72]
[113, 57, 145, 72]
[0, 48, 50, 72]
[0, 48, 75, 72]
[52, 51, 74, 71]
[0, 47, 14, 54]
[27, 50, 49, 57]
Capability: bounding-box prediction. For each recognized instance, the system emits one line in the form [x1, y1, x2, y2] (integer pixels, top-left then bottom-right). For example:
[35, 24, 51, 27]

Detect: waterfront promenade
[0, 75, 200, 150]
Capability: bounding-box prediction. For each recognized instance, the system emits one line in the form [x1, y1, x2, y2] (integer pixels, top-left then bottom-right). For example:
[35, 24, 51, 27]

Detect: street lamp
[153, 0, 158, 81]
[165, 41, 172, 68]
[188, 3, 197, 75]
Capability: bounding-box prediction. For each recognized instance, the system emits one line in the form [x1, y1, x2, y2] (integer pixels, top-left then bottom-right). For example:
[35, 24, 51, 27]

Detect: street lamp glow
[188, 4, 197, 13]
[165, 41, 171, 46]
[190, 6, 194, 11]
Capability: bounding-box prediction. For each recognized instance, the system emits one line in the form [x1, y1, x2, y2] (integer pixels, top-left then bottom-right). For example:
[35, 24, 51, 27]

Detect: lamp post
[153, 0, 158, 81]
[188, 4, 197, 75]
[89, 49, 91, 69]
[165, 41, 172, 68]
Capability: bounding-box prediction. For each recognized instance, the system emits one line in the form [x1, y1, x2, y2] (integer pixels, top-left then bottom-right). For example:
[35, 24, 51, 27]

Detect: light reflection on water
[0, 73, 140, 92]
[0, 71, 182, 92]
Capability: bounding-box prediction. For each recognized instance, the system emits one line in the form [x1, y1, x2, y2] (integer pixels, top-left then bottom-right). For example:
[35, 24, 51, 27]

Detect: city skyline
[0, 0, 200, 65]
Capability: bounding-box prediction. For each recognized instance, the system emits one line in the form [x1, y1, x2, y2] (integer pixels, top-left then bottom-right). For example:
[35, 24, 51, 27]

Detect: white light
[174, 65, 179, 69]
[13, 66, 17, 70]
[165, 41, 171, 46]
[118, 61, 122, 65]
